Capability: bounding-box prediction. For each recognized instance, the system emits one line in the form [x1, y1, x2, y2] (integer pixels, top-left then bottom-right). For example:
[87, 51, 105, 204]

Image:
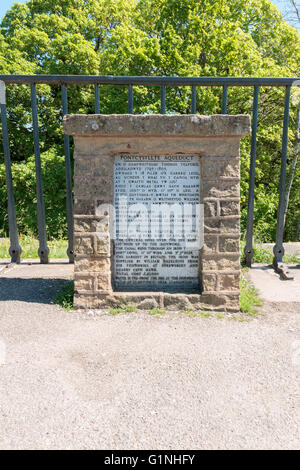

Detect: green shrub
[0, 235, 68, 258]
[0, 148, 71, 239]
[53, 281, 74, 311]
[240, 273, 262, 315]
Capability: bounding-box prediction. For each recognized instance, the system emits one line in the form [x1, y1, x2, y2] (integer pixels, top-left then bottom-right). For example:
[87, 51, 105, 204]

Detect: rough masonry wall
[201, 153, 241, 311]
[64, 114, 250, 312]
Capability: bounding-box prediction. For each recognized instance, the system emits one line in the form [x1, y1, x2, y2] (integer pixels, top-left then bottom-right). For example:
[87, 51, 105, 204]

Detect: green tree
[0, 0, 299, 241]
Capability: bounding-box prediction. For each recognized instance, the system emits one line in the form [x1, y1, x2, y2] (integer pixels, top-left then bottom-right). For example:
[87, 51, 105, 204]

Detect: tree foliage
[0, 0, 299, 241]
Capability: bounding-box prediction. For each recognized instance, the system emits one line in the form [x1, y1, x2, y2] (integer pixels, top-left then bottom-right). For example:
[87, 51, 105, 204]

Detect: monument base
[74, 291, 240, 312]
[63, 114, 250, 313]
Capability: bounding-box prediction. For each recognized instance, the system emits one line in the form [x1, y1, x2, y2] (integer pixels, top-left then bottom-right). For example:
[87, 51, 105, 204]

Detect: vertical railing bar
[94, 84, 100, 114]
[273, 85, 292, 269]
[244, 85, 259, 267]
[160, 85, 166, 114]
[221, 85, 228, 114]
[61, 84, 74, 263]
[30, 83, 49, 264]
[191, 85, 197, 114]
[0, 81, 22, 263]
[128, 85, 133, 114]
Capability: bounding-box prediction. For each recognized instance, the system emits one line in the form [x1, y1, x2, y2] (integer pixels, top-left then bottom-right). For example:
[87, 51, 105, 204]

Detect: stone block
[204, 217, 240, 234]
[204, 201, 218, 217]
[203, 180, 240, 199]
[96, 273, 112, 291]
[202, 157, 239, 178]
[220, 200, 240, 216]
[74, 216, 106, 233]
[74, 256, 110, 273]
[219, 236, 240, 253]
[74, 235, 94, 255]
[218, 273, 240, 291]
[202, 255, 240, 271]
[202, 234, 218, 253]
[74, 198, 95, 215]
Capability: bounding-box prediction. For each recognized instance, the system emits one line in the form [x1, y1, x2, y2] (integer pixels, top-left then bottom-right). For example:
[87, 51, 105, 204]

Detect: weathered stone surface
[219, 236, 240, 253]
[220, 200, 240, 216]
[202, 255, 240, 271]
[204, 201, 218, 217]
[74, 235, 94, 255]
[74, 157, 94, 174]
[96, 273, 112, 291]
[203, 180, 240, 199]
[74, 256, 110, 273]
[74, 216, 106, 233]
[74, 176, 112, 198]
[94, 156, 114, 177]
[201, 157, 240, 178]
[202, 273, 218, 291]
[202, 234, 219, 253]
[106, 293, 162, 308]
[163, 294, 193, 311]
[218, 273, 240, 291]
[64, 114, 251, 137]
[74, 274, 94, 292]
[74, 136, 241, 158]
[201, 292, 240, 312]
[74, 293, 109, 309]
[138, 298, 159, 310]
[94, 235, 110, 255]
[74, 198, 95, 215]
[204, 217, 240, 234]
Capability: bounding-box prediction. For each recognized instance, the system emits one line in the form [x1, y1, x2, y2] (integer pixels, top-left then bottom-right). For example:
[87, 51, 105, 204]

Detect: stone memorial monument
[63, 114, 250, 312]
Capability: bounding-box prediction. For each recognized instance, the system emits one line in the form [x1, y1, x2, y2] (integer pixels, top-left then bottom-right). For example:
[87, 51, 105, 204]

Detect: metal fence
[0, 75, 299, 277]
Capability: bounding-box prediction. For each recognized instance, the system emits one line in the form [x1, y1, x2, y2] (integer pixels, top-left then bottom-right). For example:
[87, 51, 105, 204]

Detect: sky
[0, 0, 297, 24]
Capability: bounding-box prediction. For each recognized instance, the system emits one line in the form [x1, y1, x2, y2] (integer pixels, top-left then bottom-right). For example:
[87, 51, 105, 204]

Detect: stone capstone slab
[63, 114, 250, 137]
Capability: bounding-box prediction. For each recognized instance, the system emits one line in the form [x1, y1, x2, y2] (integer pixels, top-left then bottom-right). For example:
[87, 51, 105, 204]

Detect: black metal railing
[0, 75, 299, 273]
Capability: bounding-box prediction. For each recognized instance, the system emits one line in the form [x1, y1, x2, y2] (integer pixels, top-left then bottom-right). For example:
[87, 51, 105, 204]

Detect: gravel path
[0, 268, 299, 449]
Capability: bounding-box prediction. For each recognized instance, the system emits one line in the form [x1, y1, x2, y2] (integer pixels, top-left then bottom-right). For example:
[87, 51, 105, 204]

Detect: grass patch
[199, 311, 213, 318]
[181, 309, 213, 318]
[240, 272, 262, 315]
[124, 305, 137, 313]
[0, 235, 68, 259]
[182, 308, 198, 317]
[149, 307, 165, 316]
[108, 304, 137, 314]
[108, 307, 124, 315]
[53, 281, 74, 311]
[240, 241, 299, 265]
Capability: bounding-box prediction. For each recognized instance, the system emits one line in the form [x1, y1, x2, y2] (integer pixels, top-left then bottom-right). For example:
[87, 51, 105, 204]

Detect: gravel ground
[0, 270, 299, 449]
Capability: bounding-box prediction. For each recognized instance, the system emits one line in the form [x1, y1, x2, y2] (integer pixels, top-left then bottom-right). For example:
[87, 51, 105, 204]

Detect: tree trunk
[283, 100, 300, 233]
[295, 214, 300, 241]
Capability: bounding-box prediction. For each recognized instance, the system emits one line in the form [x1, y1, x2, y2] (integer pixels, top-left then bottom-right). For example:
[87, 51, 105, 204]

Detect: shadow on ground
[0, 278, 69, 304]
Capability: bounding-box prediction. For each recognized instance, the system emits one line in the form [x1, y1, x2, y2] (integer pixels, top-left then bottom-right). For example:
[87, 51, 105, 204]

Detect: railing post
[61, 84, 74, 263]
[30, 83, 49, 263]
[160, 85, 166, 114]
[244, 85, 259, 267]
[273, 85, 293, 279]
[221, 85, 228, 114]
[191, 85, 197, 114]
[94, 84, 100, 114]
[94, 83, 100, 114]
[0, 81, 22, 263]
[128, 85, 133, 114]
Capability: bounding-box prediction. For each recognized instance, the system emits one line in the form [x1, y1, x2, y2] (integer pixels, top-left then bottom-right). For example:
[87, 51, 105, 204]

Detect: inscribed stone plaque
[113, 154, 201, 291]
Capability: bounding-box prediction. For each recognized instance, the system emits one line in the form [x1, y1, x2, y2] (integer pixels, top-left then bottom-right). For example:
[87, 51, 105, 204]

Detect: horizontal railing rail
[0, 75, 298, 86]
[0, 75, 299, 275]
